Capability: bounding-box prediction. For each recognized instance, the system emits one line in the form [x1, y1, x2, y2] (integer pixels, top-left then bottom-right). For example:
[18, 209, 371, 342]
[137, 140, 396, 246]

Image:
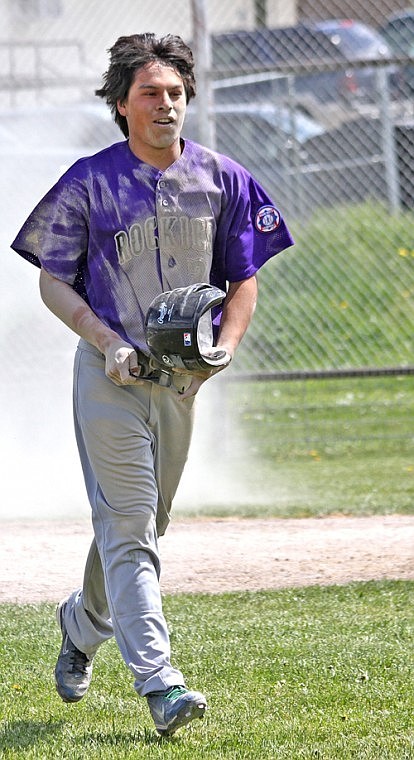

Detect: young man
[11, 33, 294, 736]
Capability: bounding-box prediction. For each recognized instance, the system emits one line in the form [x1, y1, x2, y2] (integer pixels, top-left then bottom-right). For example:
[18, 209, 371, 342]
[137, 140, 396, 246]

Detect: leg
[68, 341, 192, 695]
[63, 539, 113, 657]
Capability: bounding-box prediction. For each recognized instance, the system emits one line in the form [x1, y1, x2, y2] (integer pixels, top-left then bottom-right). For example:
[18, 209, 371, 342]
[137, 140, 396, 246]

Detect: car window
[381, 17, 414, 55]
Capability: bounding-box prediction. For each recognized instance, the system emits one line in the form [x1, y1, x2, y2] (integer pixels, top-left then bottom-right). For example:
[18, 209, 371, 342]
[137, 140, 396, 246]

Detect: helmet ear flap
[145, 282, 227, 373]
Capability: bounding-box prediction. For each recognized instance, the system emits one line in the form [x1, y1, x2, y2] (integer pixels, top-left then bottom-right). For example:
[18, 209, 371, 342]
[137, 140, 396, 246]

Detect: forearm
[39, 268, 143, 386]
[217, 275, 258, 357]
[39, 268, 121, 353]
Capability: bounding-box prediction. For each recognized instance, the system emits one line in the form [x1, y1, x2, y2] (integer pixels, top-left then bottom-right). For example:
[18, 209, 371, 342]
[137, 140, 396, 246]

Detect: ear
[117, 98, 127, 116]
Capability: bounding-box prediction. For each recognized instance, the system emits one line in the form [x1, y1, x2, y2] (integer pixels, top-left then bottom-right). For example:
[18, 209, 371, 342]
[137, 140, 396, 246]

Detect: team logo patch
[255, 205, 281, 233]
[183, 332, 192, 347]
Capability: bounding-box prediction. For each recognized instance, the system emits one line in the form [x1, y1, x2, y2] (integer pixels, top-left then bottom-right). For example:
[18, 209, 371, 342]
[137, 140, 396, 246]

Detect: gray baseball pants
[62, 339, 195, 697]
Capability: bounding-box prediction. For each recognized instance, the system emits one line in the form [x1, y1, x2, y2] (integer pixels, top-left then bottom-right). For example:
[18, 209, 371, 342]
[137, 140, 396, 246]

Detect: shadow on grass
[75, 728, 187, 757]
[0, 719, 65, 750]
[76, 727, 182, 748]
[1, 721, 182, 752]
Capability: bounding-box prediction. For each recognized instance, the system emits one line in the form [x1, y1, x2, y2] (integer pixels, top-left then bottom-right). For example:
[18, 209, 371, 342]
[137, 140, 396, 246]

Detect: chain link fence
[2, 0, 414, 375]
[2, 0, 414, 469]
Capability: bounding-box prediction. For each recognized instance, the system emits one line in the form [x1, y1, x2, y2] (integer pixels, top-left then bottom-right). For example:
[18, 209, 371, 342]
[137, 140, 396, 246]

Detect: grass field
[174, 374, 414, 520]
[1, 582, 413, 759]
[235, 201, 414, 373]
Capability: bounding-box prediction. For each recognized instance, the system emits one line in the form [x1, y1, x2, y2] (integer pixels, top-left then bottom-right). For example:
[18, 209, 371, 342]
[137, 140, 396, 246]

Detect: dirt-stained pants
[62, 339, 195, 696]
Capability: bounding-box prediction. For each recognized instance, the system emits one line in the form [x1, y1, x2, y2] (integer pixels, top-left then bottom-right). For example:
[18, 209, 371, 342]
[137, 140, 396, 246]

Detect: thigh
[73, 341, 195, 538]
[73, 342, 157, 517]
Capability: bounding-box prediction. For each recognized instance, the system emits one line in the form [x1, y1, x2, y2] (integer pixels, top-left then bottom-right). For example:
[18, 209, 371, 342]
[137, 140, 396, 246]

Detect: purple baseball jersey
[11, 138, 294, 351]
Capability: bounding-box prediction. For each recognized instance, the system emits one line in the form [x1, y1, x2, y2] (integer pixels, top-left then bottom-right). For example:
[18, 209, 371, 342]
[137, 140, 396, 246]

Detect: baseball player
[10, 33, 294, 736]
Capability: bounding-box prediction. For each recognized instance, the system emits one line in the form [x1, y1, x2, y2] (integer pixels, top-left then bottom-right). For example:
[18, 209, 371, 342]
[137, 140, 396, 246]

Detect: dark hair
[95, 33, 196, 137]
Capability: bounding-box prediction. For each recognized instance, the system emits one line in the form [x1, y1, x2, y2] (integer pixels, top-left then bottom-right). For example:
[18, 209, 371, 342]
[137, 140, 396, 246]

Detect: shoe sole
[55, 686, 85, 704]
[156, 700, 207, 736]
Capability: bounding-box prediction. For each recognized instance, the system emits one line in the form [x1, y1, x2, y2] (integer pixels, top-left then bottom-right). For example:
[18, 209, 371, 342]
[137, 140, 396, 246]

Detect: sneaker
[147, 685, 207, 736]
[54, 599, 94, 703]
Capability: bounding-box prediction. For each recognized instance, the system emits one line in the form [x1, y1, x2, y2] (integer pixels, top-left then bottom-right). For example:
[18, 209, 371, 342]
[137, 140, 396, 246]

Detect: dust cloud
[1, 252, 267, 522]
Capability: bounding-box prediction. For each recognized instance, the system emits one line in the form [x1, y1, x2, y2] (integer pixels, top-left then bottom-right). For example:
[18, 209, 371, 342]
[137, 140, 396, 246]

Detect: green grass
[1, 582, 413, 758]
[236, 201, 414, 373]
[175, 374, 414, 520]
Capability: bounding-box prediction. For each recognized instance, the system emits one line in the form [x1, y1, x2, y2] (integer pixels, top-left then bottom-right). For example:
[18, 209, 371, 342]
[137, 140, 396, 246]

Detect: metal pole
[254, 0, 267, 28]
[286, 74, 305, 218]
[378, 65, 401, 213]
[190, 0, 216, 149]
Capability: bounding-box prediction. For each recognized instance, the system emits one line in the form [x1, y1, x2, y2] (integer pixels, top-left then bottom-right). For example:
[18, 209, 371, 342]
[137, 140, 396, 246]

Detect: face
[117, 62, 187, 164]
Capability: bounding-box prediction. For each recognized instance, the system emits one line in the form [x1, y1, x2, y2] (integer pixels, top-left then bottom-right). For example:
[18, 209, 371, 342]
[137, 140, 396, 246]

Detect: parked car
[212, 20, 399, 106]
[212, 24, 347, 105]
[309, 19, 398, 100]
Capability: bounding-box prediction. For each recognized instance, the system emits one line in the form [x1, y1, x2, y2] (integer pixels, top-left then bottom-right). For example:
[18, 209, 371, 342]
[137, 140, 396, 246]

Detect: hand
[177, 375, 209, 400]
[104, 339, 144, 386]
[201, 347, 232, 369]
[177, 346, 232, 400]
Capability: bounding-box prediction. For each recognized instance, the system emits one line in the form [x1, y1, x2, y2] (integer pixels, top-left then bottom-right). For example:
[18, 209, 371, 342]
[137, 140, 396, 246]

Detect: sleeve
[10, 167, 90, 287]
[213, 165, 294, 284]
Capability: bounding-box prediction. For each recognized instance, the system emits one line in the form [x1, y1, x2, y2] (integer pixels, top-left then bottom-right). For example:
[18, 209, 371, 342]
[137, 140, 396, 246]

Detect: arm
[39, 268, 142, 386]
[216, 275, 258, 357]
[178, 275, 258, 400]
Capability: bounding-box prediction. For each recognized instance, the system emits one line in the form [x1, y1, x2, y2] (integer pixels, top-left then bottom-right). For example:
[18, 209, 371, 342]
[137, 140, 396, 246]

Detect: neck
[128, 137, 182, 170]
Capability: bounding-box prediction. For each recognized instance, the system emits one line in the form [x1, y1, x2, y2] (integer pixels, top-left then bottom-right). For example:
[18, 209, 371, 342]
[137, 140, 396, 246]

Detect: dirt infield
[1, 514, 413, 603]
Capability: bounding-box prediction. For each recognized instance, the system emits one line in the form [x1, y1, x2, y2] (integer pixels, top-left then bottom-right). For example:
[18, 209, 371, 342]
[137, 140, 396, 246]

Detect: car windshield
[318, 21, 390, 59]
[264, 107, 325, 143]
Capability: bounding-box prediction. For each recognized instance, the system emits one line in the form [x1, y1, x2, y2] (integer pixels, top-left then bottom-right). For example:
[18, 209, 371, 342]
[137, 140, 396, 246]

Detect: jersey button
[162, 199, 169, 206]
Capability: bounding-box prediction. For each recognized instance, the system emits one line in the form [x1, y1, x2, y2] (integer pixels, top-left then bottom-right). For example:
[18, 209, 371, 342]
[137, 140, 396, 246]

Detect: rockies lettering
[114, 214, 214, 265]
